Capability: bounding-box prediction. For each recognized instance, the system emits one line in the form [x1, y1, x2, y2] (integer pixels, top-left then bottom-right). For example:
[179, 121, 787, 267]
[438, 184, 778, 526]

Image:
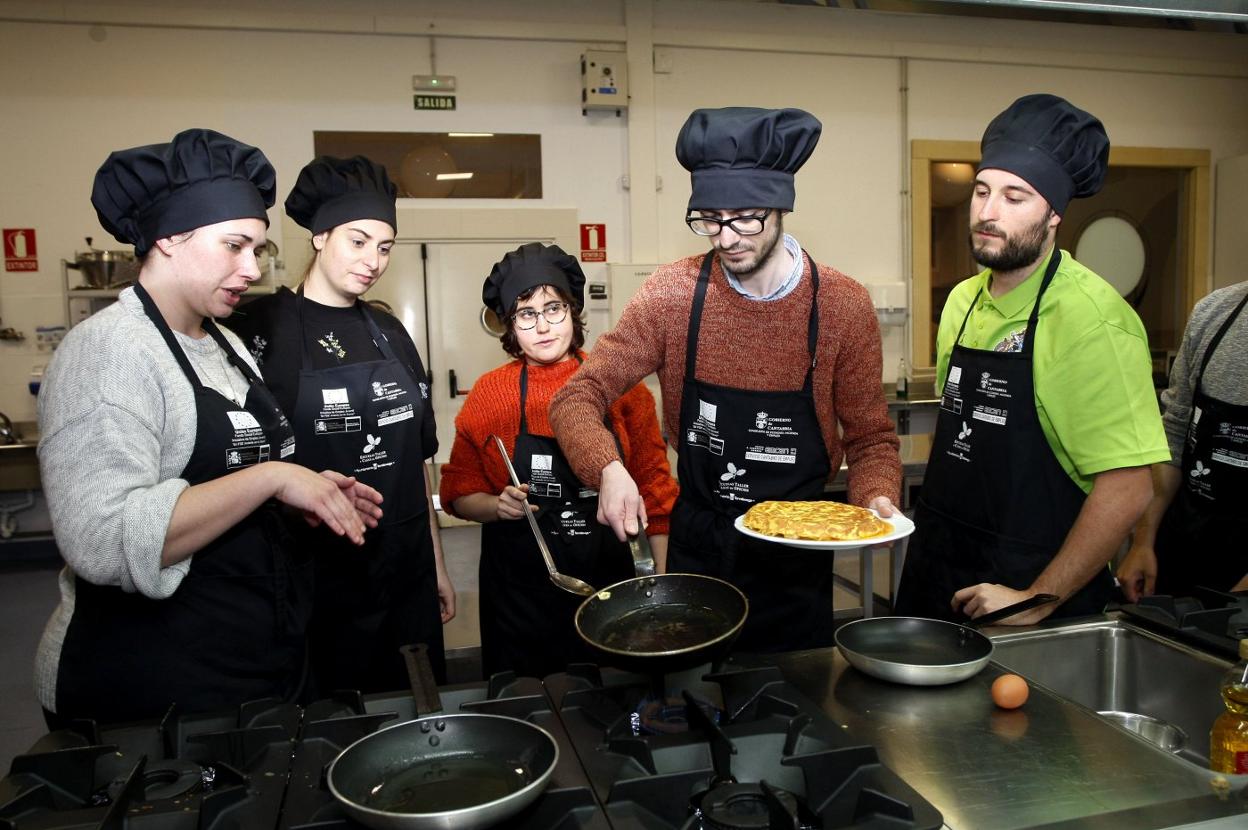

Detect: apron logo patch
[376, 404, 414, 426]
[226, 444, 270, 469]
[971, 405, 1008, 426]
[977, 372, 1012, 399]
[419, 381, 429, 399]
[226, 411, 261, 430]
[744, 445, 798, 464]
[248, 334, 267, 363]
[948, 365, 963, 386]
[363, 434, 381, 454]
[370, 380, 408, 403]
[699, 400, 717, 424]
[719, 462, 746, 482]
[531, 454, 553, 471]
[945, 421, 974, 463]
[749, 411, 798, 439]
[686, 429, 725, 455]
[322, 388, 349, 405]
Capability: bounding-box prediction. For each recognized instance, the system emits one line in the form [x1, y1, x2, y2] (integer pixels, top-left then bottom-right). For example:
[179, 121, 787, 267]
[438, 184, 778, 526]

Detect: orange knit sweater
[550, 253, 901, 507]
[439, 353, 677, 535]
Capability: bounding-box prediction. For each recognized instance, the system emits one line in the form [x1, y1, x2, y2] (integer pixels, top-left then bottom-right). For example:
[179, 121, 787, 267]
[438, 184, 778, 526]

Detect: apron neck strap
[133, 281, 210, 391]
[685, 249, 821, 392]
[954, 248, 1063, 351]
[518, 352, 583, 435]
[294, 285, 394, 368]
[1195, 288, 1248, 390]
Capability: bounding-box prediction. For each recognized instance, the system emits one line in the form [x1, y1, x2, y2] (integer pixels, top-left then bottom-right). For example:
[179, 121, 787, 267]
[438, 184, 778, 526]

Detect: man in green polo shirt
[895, 94, 1169, 625]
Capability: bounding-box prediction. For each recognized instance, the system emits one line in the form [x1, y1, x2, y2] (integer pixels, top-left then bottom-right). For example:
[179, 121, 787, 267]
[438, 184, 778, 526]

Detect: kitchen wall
[1, 0, 1246, 429]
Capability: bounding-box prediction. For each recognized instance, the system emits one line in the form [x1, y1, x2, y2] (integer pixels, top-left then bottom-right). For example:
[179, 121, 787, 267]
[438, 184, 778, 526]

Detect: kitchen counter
[769, 626, 1247, 830]
[0, 420, 40, 490]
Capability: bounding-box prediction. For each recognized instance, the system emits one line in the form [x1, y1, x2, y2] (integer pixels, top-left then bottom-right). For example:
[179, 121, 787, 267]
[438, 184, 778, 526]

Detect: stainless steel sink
[990, 618, 1232, 769]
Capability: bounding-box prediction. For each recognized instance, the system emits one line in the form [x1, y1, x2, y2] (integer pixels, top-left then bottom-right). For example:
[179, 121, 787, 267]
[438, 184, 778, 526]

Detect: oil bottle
[1210, 638, 1248, 774]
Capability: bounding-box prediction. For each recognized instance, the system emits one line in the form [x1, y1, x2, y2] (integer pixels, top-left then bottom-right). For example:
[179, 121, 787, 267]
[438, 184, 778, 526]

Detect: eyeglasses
[511, 301, 570, 330]
[686, 210, 772, 237]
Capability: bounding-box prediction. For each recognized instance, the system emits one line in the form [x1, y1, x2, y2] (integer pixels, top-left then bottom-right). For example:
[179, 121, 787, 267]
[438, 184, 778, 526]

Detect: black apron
[56, 283, 309, 722]
[895, 251, 1112, 621]
[1154, 289, 1248, 596]
[290, 291, 444, 692]
[666, 251, 835, 653]
[478, 361, 634, 679]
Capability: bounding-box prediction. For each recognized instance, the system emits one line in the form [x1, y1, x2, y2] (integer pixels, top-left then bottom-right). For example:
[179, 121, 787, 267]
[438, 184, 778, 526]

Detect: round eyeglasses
[686, 210, 772, 237]
[511, 301, 570, 330]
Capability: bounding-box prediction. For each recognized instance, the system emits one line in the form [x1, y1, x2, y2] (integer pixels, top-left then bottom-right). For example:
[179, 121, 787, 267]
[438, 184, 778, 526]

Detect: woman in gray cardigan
[35, 129, 382, 725]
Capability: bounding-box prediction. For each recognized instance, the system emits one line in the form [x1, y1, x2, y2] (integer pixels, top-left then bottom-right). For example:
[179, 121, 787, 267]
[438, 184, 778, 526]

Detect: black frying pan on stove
[326, 644, 558, 829]
[575, 573, 749, 675]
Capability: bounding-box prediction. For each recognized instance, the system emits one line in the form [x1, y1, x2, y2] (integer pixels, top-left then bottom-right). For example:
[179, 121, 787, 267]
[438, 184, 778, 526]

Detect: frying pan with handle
[834, 593, 1059, 686]
[575, 573, 749, 675]
[326, 644, 559, 829]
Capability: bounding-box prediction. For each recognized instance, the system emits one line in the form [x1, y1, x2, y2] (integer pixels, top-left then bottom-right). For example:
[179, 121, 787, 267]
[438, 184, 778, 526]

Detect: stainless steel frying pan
[834, 594, 1058, 685]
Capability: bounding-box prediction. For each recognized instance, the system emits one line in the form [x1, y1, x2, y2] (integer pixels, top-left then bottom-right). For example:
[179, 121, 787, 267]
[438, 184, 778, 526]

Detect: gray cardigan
[1159, 281, 1248, 466]
[34, 287, 257, 711]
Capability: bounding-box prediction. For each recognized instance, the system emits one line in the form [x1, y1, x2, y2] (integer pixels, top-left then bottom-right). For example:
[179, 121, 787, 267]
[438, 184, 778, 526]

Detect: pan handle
[967, 593, 1060, 628]
[400, 643, 443, 716]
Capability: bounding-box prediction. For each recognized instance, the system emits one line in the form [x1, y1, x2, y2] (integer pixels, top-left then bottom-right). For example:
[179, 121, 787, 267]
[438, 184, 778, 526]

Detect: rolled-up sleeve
[40, 400, 191, 598]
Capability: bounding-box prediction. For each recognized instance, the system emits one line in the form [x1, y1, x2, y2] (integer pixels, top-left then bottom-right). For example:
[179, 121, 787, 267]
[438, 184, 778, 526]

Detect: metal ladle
[491, 435, 596, 597]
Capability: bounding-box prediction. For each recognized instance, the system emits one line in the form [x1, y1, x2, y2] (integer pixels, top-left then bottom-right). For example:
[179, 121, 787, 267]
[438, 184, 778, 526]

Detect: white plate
[733, 508, 915, 550]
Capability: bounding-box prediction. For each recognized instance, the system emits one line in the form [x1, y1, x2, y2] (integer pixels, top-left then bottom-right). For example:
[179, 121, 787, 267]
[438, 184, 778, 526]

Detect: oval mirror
[480, 306, 506, 338]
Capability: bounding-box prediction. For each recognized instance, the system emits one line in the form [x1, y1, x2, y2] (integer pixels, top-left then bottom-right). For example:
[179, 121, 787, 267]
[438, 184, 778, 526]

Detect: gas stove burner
[629, 690, 722, 736]
[104, 758, 206, 803]
[697, 781, 809, 830]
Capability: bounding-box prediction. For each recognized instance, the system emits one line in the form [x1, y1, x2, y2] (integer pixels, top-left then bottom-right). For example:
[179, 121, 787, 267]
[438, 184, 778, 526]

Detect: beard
[970, 211, 1052, 273]
[716, 223, 784, 277]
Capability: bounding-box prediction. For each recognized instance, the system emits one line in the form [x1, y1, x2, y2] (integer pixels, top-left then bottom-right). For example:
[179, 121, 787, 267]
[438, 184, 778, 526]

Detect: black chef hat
[676, 107, 821, 212]
[91, 128, 275, 257]
[285, 155, 398, 235]
[482, 242, 586, 317]
[978, 94, 1109, 216]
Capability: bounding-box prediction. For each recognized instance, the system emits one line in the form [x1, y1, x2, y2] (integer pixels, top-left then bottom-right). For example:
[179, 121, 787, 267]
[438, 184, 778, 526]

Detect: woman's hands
[496, 483, 536, 521]
[273, 466, 384, 545]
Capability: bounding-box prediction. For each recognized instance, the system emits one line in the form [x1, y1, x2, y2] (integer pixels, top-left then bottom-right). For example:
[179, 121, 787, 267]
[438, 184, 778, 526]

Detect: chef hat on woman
[482, 242, 586, 317]
[285, 155, 398, 235]
[978, 94, 1109, 216]
[91, 128, 275, 256]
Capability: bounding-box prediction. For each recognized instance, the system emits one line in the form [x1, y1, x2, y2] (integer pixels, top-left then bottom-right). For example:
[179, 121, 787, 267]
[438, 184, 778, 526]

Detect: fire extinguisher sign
[579, 224, 606, 263]
[4, 228, 38, 272]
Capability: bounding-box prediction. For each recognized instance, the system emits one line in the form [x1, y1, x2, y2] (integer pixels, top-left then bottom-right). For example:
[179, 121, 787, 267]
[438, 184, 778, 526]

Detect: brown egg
[991, 673, 1030, 709]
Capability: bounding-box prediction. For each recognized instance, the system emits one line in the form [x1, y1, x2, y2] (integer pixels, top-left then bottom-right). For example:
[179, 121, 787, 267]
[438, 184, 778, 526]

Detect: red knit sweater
[439, 353, 677, 535]
[550, 253, 901, 507]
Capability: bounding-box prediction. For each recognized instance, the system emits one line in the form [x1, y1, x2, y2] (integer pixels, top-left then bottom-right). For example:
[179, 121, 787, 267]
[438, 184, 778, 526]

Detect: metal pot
[575, 573, 749, 675]
[834, 594, 1058, 686]
[67, 238, 137, 288]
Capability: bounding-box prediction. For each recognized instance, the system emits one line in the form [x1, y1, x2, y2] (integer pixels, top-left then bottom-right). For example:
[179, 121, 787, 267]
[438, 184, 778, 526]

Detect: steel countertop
[767, 635, 1247, 830]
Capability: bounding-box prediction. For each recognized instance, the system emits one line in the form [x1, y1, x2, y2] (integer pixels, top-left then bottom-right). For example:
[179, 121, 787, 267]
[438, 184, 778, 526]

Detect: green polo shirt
[935, 248, 1169, 493]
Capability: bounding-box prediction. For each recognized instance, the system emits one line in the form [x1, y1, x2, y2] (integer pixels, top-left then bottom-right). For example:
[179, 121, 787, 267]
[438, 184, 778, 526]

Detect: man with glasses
[551, 107, 901, 652]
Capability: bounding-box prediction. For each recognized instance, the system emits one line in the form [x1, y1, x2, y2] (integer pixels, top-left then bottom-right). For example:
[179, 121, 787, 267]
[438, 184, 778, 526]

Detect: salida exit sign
[414, 95, 456, 111]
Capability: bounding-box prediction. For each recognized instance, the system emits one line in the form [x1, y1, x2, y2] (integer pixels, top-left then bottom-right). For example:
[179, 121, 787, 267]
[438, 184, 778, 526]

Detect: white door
[368, 241, 529, 463]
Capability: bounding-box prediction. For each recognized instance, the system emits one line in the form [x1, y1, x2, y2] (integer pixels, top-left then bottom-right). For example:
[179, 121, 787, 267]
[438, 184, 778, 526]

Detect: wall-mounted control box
[581, 51, 627, 114]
